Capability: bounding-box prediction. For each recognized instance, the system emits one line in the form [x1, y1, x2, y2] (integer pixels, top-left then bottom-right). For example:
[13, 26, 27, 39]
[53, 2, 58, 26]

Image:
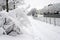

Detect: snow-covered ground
[0, 8, 60, 40]
[0, 16, 60, 40]
[28, 16, 60, 40]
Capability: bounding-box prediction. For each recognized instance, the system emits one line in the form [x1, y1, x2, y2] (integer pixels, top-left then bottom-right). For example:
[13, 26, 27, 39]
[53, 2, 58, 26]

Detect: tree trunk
[13, 0, 15, 9]
[6, 0, 9, 12]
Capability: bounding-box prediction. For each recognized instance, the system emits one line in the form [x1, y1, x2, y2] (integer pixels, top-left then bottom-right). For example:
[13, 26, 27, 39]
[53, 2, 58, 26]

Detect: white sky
[25, 0, 60, 10]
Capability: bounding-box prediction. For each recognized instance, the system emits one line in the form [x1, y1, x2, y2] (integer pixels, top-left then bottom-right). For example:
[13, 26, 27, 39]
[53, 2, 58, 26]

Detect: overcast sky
[25, 0, 60, 9]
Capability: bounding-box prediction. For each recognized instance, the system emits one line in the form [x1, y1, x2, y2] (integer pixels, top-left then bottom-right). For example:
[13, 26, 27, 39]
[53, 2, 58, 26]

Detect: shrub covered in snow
[0, 8, 31, 36]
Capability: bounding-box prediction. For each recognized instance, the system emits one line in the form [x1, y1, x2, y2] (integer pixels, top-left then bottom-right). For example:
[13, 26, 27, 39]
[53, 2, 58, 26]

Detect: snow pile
[0, 8, 32, 36]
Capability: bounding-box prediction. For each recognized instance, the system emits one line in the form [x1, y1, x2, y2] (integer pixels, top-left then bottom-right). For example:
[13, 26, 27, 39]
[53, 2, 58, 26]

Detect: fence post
[54, 18, 56, 26]
[46, 17, 47, 23]
[50, 17, 51, 24]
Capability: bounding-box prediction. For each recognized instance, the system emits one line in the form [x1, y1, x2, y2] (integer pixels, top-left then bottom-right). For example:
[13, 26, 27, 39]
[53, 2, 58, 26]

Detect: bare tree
[6, 0, 9, 12]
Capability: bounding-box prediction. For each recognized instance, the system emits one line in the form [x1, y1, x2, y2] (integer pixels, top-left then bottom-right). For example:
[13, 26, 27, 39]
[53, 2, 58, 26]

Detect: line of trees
[0, 0, 24, 12]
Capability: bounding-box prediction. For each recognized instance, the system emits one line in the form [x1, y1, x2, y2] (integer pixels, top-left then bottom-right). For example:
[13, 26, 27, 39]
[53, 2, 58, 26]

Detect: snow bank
[0, 8, 35, 40]
[0, 7, 32, 36]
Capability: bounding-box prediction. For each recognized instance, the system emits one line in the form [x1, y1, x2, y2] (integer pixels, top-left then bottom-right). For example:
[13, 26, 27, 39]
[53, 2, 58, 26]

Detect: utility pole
[6, 0, 9, 12]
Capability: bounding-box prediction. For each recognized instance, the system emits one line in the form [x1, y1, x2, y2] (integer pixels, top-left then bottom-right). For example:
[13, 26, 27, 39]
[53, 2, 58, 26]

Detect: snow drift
[0, 8, 32, 36]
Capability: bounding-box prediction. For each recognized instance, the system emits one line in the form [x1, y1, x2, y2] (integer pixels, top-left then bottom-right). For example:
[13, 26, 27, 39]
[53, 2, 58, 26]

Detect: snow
[28, 16, 60, 40]
[0, 8, 35, 40]
[0, 7, 60, 40]
[0, 27, 6, 35]
[0, 34, 33, 40]
[40, 3, 60, 13]
[0, 8, 30, 34]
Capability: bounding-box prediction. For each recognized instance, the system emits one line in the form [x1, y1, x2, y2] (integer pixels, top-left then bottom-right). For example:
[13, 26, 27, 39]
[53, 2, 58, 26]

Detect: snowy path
[28, 16, 60, 40]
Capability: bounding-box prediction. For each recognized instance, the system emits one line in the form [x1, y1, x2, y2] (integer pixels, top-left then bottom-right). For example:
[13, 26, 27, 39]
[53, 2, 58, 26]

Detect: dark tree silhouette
[13, 0, 15, 9]
[6, 0, 9, 12]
